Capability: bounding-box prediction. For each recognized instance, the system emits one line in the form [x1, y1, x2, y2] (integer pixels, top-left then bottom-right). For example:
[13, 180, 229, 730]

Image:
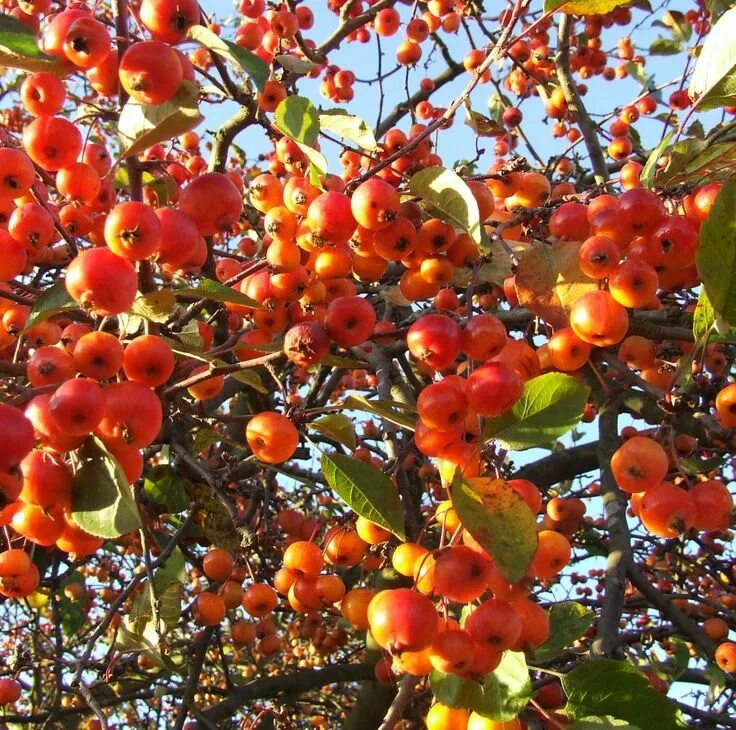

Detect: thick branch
[591, 405, 630, 658]
[512, 441, 599, 488]
[201, 663, 376, 723]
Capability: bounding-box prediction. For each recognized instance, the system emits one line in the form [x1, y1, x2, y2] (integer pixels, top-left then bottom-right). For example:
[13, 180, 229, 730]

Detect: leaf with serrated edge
[274, 96, 320, 146]
[319, 109, 379, 150]
[130, 290, 176, 323]
[308, 414, 357, 450]
[694, 288, 716, 340]
[275, 54, 319, 74]
[430, 651, 532, 721]
[450, 474, 537, 583]
[533, 602, 595, 663]
[409, 167, 482, 244]
[484, 373, 590, 451]
[515, 240, 598, 328]
[118, 81, 203, 161]
[343, 395, 417, 431]
[0, 14, 64, 72]
[25, 281, 76, 329]
[176, 278, 262, 309]
[697, 178, 736, 326]
[72, 437, 142, 539]
[186, 25, 269, 90]
[689, 6, 736, 110]
[321, 452, 405, 539]
[563, 660, 686, 728]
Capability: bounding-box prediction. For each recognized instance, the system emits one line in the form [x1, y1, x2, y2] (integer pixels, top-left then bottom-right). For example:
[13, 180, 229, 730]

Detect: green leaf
[321, 453, 406, 539]
[118, 81, 203, 160]
[705, 665, 727, 704]
[58, 572, 86, 637]
[275, 53, 319, 75]
[308, 414, 357, 450]
[450, 474, 537, 584]
[697, 178, 736, 327]
[569, 719, 642, 729]
[640, 132, 674, 188]
[679, 452, 726, 475]
[296, 141, 328, 183]
[274, 96, 320, 147]
[563, 660, 686, 728]
[343, 395, 417, 430]
[409, 167, 482, 245]
[515, 241, 598, 329]
[25, 281, 76, 329]
[544, 0, 631, 14]
[144, 465, 190, 513]
[130, 290, 177, 323]
[694, 288, 716, 340]
[464, 106, 505, 137]
[662, 10, 693, 42]
[319, 109, 379, 151]
[624, 61, 655, 91]
[192, 427, 221, 454]
[72, 437, 142, 539]
[652, 136, 736, 187]
[186, 25, 269, 91]
[649, 38, 682, 55]
[229, 368, 268, 393]
[0, 14, 64, 72]
[533, 602, 595, 663]
[176, 278, 262, 309]
[484, 373, 590, 451]
[430, 651, 532, 721]
[689, 6, 736, 110]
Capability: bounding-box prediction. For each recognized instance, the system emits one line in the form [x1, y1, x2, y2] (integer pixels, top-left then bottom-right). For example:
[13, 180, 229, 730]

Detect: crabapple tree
[0, 0, 734, 727]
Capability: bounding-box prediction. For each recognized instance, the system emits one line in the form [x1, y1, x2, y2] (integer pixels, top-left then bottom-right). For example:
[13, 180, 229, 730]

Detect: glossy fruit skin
[639, 483, 696, 538]
[104, 201, 162, 260]
[715, 641, 736, 672]
[715, 382, 736, 427]
[307, 192, 357, 244]
[65, 247, 138, 316]
[407, 314, 462, 369]
[466, 362, 523, 418]
[417, 380, 467, 432]
[140, 0, 199, 43]
[178, 173, 244, 236]
[245, 411, 299, 464]
[0, 148, 36, 198]
[123, 335, 176, 387]
[351, 178, 400, 231]
[324, 296, 376, 347]
[610, 436, 668, 493]
[465, 598, 522, 650]
[367, 588, 438, 653]
[690, 479, 733, 531]
[433, 545, 491, 603]
[49, 378, 105, 436]
[0, 404, 35, 471]
[23, 116, 83, 171]
[569, 290, 629, 347]
[529, 530, 572, 579]
[95, 381, 163, 450]
[461, 315, 507, 361]
[119, 40, 183, 105]
[21, 71, 66, 116]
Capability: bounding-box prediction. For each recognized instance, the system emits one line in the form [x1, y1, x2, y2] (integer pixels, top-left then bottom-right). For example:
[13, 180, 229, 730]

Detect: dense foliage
[0, 0, 734, 727]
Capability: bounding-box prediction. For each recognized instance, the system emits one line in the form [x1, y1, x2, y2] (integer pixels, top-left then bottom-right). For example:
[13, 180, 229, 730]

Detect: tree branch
[201, 663, 376, 723]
